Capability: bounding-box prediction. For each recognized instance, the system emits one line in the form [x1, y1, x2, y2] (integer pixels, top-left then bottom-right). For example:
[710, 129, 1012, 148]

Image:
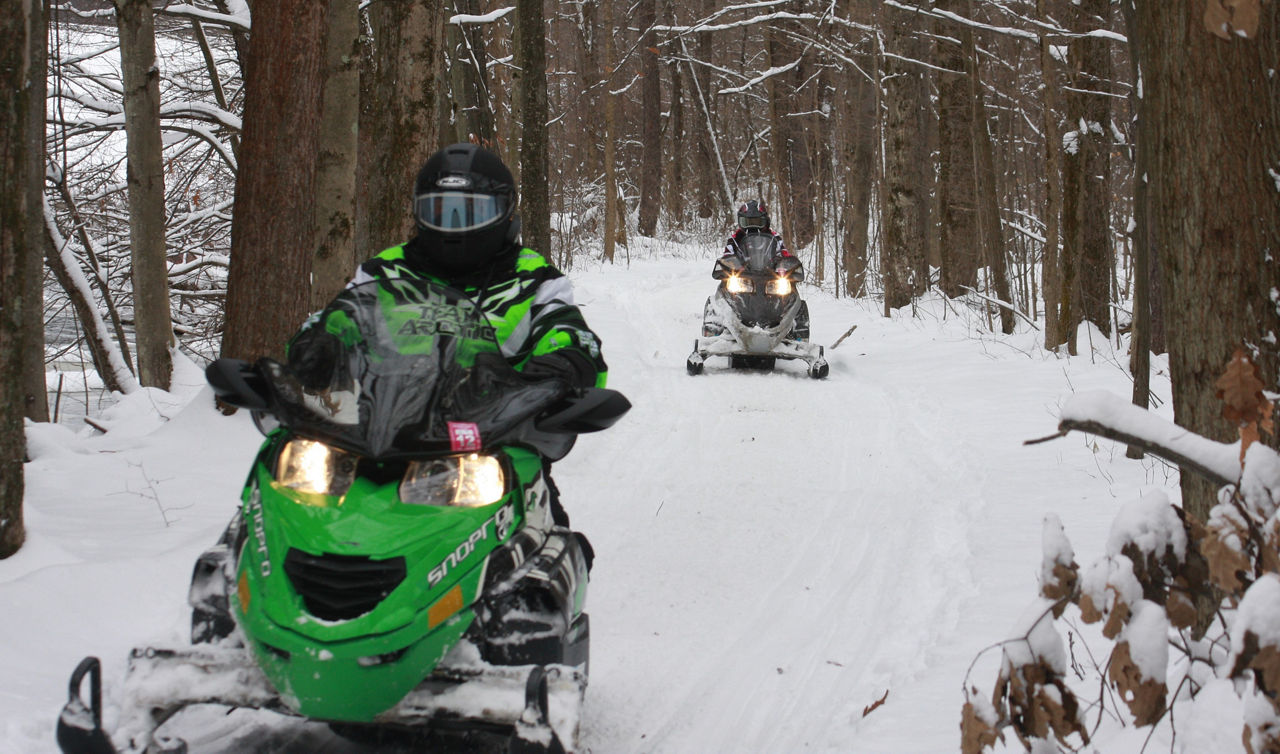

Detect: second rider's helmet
[410, 143, 520, 277]
[736, 200, 770, 231]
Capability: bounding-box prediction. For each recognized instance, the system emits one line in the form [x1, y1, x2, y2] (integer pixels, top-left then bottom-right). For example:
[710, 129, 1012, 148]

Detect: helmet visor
[738, 215, 766, 229]
[415, 192, 509, 232]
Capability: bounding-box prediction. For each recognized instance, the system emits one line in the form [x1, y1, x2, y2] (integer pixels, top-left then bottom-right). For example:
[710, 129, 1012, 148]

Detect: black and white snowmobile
[686, 233, 828, 378]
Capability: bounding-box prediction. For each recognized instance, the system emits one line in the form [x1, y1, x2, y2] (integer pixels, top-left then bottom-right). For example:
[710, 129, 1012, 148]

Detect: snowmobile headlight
[401, 454, 506, 507]
[766, 277, 792, 296]
[726, 275, 754, 294]
[275, 438, 356, 501]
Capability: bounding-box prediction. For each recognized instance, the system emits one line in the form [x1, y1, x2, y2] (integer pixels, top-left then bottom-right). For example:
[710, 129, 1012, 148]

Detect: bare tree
[114, 0, 174, 388]
[221, 0, 328, 362]
[22, 0, 47, 422]
[0, 0, 43, 558]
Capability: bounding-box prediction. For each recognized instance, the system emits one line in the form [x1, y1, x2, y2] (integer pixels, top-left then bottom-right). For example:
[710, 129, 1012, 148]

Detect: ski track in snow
[3, 252, 1184, 754]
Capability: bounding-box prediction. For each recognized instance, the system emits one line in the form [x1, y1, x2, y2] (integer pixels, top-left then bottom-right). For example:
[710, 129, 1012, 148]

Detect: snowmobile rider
[289, 142, 608, 550]
[722, 199, 793, 263]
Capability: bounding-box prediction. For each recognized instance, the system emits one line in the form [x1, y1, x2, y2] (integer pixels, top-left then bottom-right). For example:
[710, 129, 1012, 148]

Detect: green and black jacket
[298, 244, 607, 388]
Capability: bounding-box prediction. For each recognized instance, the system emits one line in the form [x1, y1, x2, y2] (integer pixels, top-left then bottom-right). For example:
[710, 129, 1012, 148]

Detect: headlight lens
[275, 438, 356, 500]
[766, 277, 792, 296]
[726, 275, 754, 294]
[401, 454, 505, 507]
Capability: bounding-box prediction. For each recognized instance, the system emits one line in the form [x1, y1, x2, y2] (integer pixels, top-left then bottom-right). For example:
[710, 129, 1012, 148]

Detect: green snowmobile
[55, 277, 629, 754]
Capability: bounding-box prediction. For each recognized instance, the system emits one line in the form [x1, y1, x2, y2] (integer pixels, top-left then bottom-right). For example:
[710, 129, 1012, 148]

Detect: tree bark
[114, 0, 173, 389]
[1135, 0, 1280, 522]
[1121, 0, 1151, 459]
[357, 0, 445, 258]
[22, 0, 47, 422]
[221, 0, 327, 362]
[311, 0, 360, 311]
[635, 0, 661, 237]
[1073, 0, 1113, 338]
[515, 0, 549, 255]
[880, 2, 927, 313]
[0, 0, 43, 558]
[935, 0, 978, 298]
[1040, 0, 1064, 348]
[602, 0, 619, 262]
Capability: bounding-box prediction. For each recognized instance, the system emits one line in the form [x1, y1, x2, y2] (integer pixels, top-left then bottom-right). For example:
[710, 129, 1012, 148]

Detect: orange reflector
[237, 570, 251, 612]
[428, 585, 464, 629]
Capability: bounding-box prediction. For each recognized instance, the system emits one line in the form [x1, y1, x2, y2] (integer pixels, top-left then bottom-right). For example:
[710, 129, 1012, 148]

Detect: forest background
[0, 0, 1278, 750]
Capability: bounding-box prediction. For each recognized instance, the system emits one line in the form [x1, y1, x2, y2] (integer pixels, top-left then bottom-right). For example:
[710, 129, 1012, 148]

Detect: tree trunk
[1074, 0, 1113, 338]
[635, 0, 661, 237]
[221, 0, 328, 362]
[114, 0, 173, 389]
[357, 0, 445, 257]
[935, 0, 978, 298]
[448, 0, 495, 146]
[602, 0, 619, 262]
[1121, 0, 1151, 459]
[22, 0, 47, 422]
[665, 53, 684, 228]
[0, 0, 43, 558]
[880, 2, 927, 313]
[1135, 0, 1280, 522]
[311, 0, 361, 311]
[967, 7, 1015, 334]
[515, 0, 549, 255]
[839, 0, 874, 298]
[1040, 0, 1064, 348]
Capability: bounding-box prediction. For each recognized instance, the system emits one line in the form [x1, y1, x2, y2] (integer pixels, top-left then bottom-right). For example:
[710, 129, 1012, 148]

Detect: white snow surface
[0, 244, 1251, 752]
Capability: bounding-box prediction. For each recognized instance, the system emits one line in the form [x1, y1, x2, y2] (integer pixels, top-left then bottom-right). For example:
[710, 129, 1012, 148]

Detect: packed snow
[0, 239, 1256, 752]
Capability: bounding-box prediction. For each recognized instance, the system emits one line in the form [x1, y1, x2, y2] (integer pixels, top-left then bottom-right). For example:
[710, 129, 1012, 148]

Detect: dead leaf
[1080, 593, 1103, 624]
[960, 700, 1004, 754]
[1204, 522, 1252, 593]
[1042, 562, 1079, 614]
[1109, 641, 1168, 726]
[1216, 348, 1273, 460]
[862, 689, 889, 717]
[1204, 0, 1264, 39]
[1166, 580, 1199, 630]
[1102, 590, 1131, 639]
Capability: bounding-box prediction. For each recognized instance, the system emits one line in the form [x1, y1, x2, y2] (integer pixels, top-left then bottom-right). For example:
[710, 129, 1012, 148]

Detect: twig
[830, 323, 858, 350]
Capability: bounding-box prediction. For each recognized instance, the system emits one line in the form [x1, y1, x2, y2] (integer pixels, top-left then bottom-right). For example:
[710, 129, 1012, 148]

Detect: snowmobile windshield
[262, 279, 568, 459]
[735, 233, 781, 274]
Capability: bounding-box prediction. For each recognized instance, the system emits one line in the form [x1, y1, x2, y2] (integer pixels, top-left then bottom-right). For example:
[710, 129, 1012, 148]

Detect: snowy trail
[564, 257, 986, 753]
[2, 250, 1173, 754]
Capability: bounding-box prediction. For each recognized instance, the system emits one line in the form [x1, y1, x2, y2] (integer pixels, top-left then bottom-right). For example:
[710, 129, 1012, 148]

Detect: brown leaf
[1109, 641, 1168, 726]
[1204, 522, 1252, 593]
[1079, 593, 1103, 624]
[1102, 590, 1132, 640]
[1243, 718, 1280, 754]
[862, 689, 889, 717]
[1166, 580, 1199, 630]
[1042, 562, 1079, 613]
[1216, 348, 1272, 460]
[1204, 0, 1264, 39]
[960, 700, 1003, 754]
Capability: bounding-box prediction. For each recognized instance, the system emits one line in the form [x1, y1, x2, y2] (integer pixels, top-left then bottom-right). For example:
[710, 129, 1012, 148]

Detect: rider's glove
[521, 351, 596, 389]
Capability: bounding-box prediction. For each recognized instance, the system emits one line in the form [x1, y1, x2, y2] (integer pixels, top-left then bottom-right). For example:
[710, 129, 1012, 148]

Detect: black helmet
[737, 200, 769, 231]
[409, 143, 519, 276]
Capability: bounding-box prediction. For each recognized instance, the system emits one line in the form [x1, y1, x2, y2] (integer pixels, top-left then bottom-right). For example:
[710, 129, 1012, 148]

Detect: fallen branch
[958, 286, 1039, 331]
[831, 324, 858, 350]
